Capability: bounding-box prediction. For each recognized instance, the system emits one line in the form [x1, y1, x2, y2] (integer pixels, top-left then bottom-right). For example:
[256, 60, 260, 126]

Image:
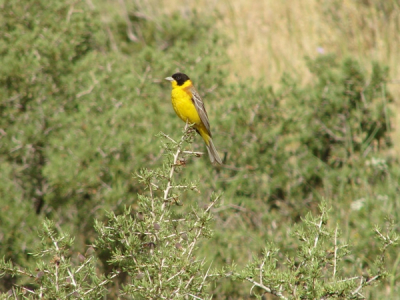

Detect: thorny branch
[160, 128, 200, 212]
[246, 276, 288, 300]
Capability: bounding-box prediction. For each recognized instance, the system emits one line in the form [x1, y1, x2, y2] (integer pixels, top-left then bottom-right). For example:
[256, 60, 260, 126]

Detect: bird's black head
[172, 72, 190, 86]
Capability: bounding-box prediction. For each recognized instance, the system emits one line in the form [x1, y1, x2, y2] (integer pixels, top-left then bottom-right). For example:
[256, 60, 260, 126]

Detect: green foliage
[1, 0, 399, 298]
[93, 131, 219, 299]
[199, 54, 399, 297]
[0, 129, 219, 299]
[227, 203, 398, 299]
[0, 0, 227, 290]
[0, 0, 105, 288]
[220, 54, 393, 209]
[2, 135, 397, 299]
[0, 219, 107, 299]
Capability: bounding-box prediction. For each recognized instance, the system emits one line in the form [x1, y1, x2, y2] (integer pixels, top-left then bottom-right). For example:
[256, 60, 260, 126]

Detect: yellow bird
[165, 72, 222, 164]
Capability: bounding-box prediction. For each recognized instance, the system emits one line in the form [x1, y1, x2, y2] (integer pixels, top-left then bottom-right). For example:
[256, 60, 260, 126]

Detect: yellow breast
[171, 87, 202, 125]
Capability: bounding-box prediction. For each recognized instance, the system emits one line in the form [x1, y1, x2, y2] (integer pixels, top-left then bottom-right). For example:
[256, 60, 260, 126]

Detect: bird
[165, 72, 222, 164]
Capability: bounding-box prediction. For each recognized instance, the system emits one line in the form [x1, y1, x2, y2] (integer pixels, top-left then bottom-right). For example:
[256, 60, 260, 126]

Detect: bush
[220, 54, 393, 209]
[1, 133, 397, 299]
[228, 203, 398, 299]
[198, 54, 398, 297]
[1, 0, 399, 298]
[1, 130, 222, 299]
[0, 0, 227, 291]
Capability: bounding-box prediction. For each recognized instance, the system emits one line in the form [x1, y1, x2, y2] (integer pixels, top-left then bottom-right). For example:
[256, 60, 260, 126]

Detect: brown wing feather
[189, 86, 211, 136]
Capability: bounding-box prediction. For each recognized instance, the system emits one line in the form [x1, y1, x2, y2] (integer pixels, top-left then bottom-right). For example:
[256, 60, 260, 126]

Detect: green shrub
[0, 0, 227, 291]
[200, 54, 398, 297]
[1, 130, 220, 299]
[220, 54, 392, 209]
[2, 134, 397, 299]
[227, 203, 398, 299]
[1, 0, 399, 298]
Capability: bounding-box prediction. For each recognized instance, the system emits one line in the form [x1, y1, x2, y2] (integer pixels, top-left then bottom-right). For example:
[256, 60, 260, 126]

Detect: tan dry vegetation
[100, 0, 400, 149]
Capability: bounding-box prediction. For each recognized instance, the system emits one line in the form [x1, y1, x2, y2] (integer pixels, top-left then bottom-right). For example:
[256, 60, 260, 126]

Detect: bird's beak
[165, 77, 174, 82]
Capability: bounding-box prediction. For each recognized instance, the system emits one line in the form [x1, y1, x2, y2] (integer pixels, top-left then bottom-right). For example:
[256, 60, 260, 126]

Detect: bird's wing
[190, 86, 211, 136]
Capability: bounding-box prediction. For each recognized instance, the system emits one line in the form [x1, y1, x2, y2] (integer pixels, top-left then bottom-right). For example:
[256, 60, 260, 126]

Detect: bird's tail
[206, 137, 223, 165]
[197, 126, 223, 164]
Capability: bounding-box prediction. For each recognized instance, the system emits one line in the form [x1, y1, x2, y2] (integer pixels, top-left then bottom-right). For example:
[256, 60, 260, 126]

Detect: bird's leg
[184, 120, 196, 134]
[183, 119, 197, 156]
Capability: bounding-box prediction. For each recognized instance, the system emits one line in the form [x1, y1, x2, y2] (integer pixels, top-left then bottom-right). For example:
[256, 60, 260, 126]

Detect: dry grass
[223, 0, 400, 152]
[100, 0, 400, 150]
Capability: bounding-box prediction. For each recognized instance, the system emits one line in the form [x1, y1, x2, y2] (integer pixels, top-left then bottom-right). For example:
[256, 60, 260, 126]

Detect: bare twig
[333, 225, 338, 278]
[185, 197, 219, 259]
[187, 294, 204, 300]
[76, 72, 99, 98]
[118, 0, 138, 42]
[75, 257, 93, 274]
[315, 119, 345, 142]
[83, 271, 119, 295]
[182, 150, 204, 156]
[313, 211, 325, 248]
[245, 277, 288, 300]
[351, 274, 380, 297]
[105, 25, 118, 52]
[161, 135, 181, 211]
[160, 128, 198, 212]
[198, 261, 212, 292]
[260, 257, 266, 285]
